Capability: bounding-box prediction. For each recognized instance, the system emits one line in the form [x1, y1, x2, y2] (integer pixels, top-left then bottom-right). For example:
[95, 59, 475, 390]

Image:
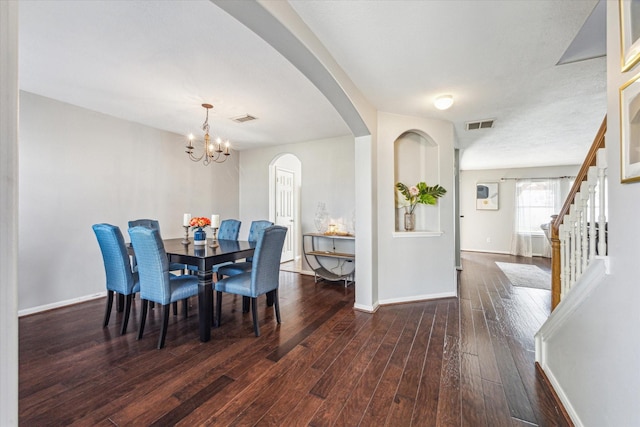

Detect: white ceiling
[18, 0, 606, 170]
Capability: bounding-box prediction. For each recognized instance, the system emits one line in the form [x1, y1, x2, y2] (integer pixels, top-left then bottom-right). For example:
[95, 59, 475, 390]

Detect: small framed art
[476, 182, 499, 210]
[620, 0, 640, 72]
[620, 72, 640, 182]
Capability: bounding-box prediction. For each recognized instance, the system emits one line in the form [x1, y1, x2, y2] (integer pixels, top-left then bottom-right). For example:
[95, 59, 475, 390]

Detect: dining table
[129, 238, 256, 342]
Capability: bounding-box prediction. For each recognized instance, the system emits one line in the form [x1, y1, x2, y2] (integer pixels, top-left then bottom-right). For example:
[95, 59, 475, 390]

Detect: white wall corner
[353, 301, 379, 313]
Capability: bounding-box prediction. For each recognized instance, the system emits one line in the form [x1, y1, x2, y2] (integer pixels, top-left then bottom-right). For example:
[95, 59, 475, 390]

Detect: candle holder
[208, 227, 219, 248]
[181, 225, 190, 245]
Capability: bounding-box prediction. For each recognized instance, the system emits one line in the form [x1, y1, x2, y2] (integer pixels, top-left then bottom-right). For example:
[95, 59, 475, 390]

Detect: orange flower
[189, 216, 211, 228]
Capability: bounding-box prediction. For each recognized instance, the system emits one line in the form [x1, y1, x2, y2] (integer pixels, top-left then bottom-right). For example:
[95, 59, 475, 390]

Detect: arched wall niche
[393, 129, 441, 232]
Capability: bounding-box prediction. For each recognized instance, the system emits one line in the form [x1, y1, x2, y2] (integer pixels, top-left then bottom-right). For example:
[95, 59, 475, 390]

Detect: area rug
[495, 262, 551, 290]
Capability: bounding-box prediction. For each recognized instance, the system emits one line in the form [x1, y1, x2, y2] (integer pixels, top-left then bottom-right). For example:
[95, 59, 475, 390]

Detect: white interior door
[275, 167, 295, 262]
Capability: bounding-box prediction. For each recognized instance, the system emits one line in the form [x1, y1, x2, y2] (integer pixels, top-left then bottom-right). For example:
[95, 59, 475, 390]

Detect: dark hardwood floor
[19, 252, 569, 426]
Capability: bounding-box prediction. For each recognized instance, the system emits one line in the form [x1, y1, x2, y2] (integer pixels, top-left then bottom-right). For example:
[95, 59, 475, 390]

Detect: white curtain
[511, 178, 562, 257]
[511, 179, 533, 257]
[541, 179, 561, 258]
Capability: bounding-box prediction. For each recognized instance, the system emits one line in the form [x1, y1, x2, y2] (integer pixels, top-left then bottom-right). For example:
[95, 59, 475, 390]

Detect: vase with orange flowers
[189, 216, 211, 245]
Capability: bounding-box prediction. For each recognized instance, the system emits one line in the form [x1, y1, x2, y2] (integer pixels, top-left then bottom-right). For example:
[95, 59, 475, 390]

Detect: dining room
[17, 91, 356, 318]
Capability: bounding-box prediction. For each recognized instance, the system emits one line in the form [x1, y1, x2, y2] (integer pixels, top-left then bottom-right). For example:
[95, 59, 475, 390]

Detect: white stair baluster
[587, 167, 597, 263]
[580, 181, 589, 272]
[597, 149, 607, 257]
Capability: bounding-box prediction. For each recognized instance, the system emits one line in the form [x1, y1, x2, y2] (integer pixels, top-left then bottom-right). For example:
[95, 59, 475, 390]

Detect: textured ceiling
[18, 0, 606, 170]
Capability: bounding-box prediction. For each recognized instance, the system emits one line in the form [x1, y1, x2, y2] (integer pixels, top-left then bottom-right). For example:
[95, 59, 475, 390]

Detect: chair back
[92, 223, 137, 295]
[128, 226, 172, 305]
[247, 220, 274, 242]
[218, 219, 241, 240]
[250, 226, 287, 296]
[246, 220, 274, 262]
[128, 219, 160, 232]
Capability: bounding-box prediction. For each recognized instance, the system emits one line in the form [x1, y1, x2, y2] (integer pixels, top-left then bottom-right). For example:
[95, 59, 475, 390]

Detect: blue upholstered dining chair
[127, 219, 190, 273]
[92, 223, 140, 335]
[215, 225, 287, 336]
[128, 226, 199, 349]
[211, 219, 242, 276]
[217, 219, 241, 240]
[216, 220, 274, 312]
[217, 220, 274, 279]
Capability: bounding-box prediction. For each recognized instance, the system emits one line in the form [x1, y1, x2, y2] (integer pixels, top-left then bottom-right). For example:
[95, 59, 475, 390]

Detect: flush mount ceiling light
[185, 103, 231, 166]
[434, 95, 454, 110]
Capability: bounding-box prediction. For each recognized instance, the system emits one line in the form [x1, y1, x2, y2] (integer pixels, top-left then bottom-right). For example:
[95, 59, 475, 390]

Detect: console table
[303, 233, 355, 287]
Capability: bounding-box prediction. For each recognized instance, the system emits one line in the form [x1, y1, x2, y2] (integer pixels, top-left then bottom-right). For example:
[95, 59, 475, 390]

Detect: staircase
[535, 117, 610, 425]
[550, 117, 608, 309]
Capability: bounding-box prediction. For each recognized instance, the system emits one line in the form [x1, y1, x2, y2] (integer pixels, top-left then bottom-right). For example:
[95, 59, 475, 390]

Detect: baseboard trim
[378, 291, 457, 306]
[535, 362, 575, 427]
[461, 248, 511, 255]
[19, 291, 106, 317]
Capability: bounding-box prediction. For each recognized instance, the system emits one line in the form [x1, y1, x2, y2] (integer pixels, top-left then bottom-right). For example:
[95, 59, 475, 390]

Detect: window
[514, 179, 562, 234]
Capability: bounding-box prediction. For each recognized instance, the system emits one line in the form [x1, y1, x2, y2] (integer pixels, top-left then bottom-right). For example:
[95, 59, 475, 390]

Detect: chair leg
[120, 294, 133, 335]
[116, 292, 125, 312]
[183, 298, 189, 319]
[216, 291, 222, 328]
[138, 299, 149, 340]
[158, 304, 170, 349]
[251, 297, 260, 337]
[266, 290, 274, 307]
[211, 291, 216, 325]
[273, 289, 281, 324]
[173, 301, 178, 316]
[242, 296, 250, 313]
[103, 290, 114, 327]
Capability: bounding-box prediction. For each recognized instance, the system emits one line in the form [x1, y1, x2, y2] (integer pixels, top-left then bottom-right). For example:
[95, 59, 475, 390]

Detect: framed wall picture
[620, 72, 640, 182]
[620, 0, 640, 72]
[476, 182, 499, 210]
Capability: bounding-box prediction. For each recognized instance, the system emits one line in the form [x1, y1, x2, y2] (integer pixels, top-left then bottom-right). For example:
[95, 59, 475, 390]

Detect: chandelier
[185, 103, 231, 165]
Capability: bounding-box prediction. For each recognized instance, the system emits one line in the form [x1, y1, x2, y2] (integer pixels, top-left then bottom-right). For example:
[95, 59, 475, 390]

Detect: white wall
[460, 166, 579, 255]
[18, 92, 240, 313]
[376, 112, 456, 303]
[538, 2, 640, 424]
[0, 2, 19, 423]
[238, 135, 355, 269]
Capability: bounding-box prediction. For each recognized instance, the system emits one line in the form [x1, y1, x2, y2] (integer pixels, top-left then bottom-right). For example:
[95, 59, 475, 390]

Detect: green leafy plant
[395, 181, 447, 214]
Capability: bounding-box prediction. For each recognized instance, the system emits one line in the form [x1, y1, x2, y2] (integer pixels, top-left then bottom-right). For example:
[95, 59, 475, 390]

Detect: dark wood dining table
[129, 238, 256, 342]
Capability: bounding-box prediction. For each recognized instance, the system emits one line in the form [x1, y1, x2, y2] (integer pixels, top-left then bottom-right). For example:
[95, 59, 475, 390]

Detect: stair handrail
[550, 116, 606, 309]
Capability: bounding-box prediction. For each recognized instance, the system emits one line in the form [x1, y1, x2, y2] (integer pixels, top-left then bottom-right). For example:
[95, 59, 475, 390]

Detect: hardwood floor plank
[487, 318, 536, 423]
[266, 300, 349, 362]
[385, 304, 433, 425]
[174, 358, 275, 426]
[410, 301, 449, 426]
[333, 305, 413, 426]
[482, 379, 513, 427]
[460, 352, 487, 427]
[459, 298, 477, 355]
[436, 333, 461, 427]
[148, 375, 234, 426]
[307, 310, 398, 427]
[471, 308, 501, 383]
[360, 304, 423, 426]
[308, 311, 379, 399]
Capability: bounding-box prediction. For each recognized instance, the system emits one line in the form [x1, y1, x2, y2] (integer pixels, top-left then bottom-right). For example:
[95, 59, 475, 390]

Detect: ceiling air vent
[231, 114, 258, 123]
[465, 119, 495, 130]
